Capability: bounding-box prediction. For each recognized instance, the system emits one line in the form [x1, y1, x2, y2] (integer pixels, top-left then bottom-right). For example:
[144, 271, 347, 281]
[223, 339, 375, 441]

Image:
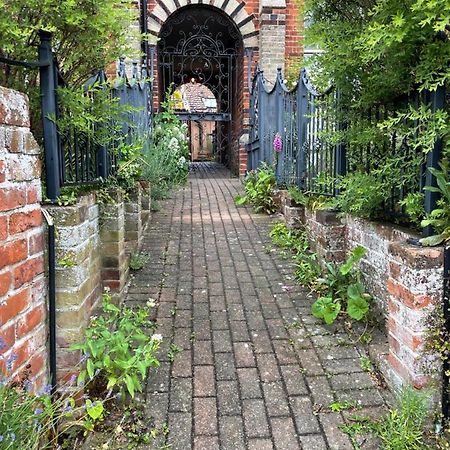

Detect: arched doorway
[157, 6, 244, 170]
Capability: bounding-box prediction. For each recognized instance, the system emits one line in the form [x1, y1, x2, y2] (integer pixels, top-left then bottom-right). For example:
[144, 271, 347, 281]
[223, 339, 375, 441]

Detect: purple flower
[0, 338, 6, 351]
[6, 353, 17, 372]
[80, 353, 90, 363]
[34, 408, 44, 415]
[41, 384, 52, 395]
[69, 374, 77, 385]
[273, 133, 283, 153]
[0, 435, 3, 442]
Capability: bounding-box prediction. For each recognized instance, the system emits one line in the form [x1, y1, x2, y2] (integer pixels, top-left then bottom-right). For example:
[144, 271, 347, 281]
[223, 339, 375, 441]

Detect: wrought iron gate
[157, 6, 241, 164]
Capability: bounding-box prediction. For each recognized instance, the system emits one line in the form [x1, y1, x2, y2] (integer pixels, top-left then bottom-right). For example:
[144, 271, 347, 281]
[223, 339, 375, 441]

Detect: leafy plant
[0, 355, 109, 449]
[235, 163, 277, 214]
[329, 400, 357, 412]
[129, 252, 150, 271]
[71, 291, 161, 398]
[168, 344, 182, 363]
[372, 387, 432, 450]
[333, 172, 387, 219]
[420, 161, 450, 246]
[312, 246, 371, 324]
[141, 91, 189, 201]
[400, 192, 426, 228]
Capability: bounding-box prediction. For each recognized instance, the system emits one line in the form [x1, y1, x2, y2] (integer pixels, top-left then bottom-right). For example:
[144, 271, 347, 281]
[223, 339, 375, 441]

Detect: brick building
[142, 0, 303, 175]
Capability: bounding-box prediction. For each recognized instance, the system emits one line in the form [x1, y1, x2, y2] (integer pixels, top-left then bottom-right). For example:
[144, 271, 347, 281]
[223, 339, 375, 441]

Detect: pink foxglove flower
[273, 133, 282, 153]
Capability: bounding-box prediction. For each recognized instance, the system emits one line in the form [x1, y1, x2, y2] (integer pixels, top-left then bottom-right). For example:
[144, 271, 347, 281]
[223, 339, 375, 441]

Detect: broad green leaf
[419, 233, 445, 246]
[86, 399, 104, 421]
[347, 297, 369, 320]
[125, 374, 135, 397]
[312, 297, 341, 324]
[347, 282, 365, 300]
[234, 195, 247, 205]
[340, 245, 366, 275]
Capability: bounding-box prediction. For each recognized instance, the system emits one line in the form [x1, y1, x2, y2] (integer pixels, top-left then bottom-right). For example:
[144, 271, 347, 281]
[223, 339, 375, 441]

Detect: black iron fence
[0, 31, 152, 201]
[247, 66, 447, 236]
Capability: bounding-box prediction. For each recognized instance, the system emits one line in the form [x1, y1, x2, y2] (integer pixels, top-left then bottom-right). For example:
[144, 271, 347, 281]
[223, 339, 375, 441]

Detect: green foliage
[312, 246, 371, 324]
[235, 163, 277, 214]
[269, 222, 322, 288]
[372, 387, 431, 450]
[141, 93, 189, 201]
[0, 0, 136, 88]
[399, 192, 426, 228]
[71, 291, 161, 398]
[329, 400, 357, 412]
[333, 172, 387, 219]
[129, 252, 150, 271]
[340, 387, 433, 449]
[420, 161, 450, 246]
[304, 0, 449, 226]
[0, 363, 108, 449]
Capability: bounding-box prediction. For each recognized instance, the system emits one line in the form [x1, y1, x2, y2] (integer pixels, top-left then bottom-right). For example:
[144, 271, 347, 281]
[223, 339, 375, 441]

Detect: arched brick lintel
[148, 1, 258, 48]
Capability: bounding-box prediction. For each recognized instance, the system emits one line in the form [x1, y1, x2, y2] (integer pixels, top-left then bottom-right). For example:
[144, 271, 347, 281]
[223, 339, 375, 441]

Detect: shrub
[235, 163, 277, 214]
[312, 246, 371, 324]
[71, 291, 161, 398]
[141, 96, 189, 200]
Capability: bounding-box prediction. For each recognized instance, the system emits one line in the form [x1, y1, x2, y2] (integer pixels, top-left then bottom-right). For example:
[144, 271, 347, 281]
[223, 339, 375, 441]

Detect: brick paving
[126, 162, 390, 450]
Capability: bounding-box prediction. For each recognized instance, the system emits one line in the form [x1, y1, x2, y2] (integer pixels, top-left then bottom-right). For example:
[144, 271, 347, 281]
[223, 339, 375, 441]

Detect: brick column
[259, 0, 287, 84]
[125, 183, 143, 253]
[45, 194, 102, 383]
[387, 243, 444, 389]
[0, 87, 47, 389]
[99, 195, 128, 301]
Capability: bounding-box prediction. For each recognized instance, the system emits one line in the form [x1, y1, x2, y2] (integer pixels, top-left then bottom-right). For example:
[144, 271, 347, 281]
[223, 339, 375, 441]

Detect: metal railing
[0, 31, 152, 201]
[247, 66, 447, 236]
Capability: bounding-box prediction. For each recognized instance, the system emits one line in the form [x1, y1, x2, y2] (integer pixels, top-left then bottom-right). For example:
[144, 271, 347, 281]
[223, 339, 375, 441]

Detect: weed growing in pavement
[129, 251, 150, 271]
[71, 291, 161, 398]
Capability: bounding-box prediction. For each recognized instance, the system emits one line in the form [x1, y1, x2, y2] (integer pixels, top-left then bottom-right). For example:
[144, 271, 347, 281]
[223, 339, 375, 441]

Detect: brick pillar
[387, 243, 444, 389]
[304, 208, 347, 264]
[124, 183, 143, 253]
[259, 0, 287, 84]
[140, 182, 151, 230]
[0, 87, 47, 389]
[99, 195, 128, 301]
[45, 194, 102, 383]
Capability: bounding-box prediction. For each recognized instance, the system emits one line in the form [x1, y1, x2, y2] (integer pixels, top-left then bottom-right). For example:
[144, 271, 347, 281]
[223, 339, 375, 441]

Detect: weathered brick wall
[100, 195, 129, 300]
[346, 216, 413, 314]
[44, 194, 102, 383]
[0, 87, 47, 388]
[279, 196, 445, 392]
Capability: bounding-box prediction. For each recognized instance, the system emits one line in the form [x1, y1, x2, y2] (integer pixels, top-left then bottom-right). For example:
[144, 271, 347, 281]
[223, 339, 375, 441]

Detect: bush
[235, 163, 277, 214]
[333, 172, 387, 219]
[141, 96, 189, 200]
[71, 291, 161, 398]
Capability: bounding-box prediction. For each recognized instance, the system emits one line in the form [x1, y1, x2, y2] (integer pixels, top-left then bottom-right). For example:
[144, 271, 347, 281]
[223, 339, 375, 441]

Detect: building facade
[142, 0, 303, 175]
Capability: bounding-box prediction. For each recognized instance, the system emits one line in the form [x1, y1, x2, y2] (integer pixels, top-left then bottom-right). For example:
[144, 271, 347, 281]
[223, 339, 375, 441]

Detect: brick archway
[148, 1, 258, 49]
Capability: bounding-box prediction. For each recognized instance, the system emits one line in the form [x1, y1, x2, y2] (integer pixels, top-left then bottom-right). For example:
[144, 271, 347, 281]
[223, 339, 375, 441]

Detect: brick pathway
[126, 162, 389, 450]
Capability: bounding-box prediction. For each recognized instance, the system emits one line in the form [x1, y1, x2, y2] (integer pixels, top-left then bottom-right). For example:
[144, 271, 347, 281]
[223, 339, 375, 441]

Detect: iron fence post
[423, 85, 445, 238]
[258, 71, 266, 170]
[275, 67, 284, 184]
[38, 30, 60, 201]
[96, 70, 109, 179]
[335, 90, 347, 195]
[297, 69, 308, 190]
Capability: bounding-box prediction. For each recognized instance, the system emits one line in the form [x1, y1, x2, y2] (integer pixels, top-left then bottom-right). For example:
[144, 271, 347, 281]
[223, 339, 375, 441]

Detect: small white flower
[152, 334, 163, 342]
[147, 298, 157, 308]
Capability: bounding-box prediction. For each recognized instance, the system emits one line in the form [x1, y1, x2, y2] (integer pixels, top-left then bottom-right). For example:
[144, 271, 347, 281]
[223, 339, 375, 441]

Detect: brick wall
[0, 87, 47, 389]
[145, 0, 301, 176]
[44, 194, 102, 383]
[279, 195, 445, 392]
